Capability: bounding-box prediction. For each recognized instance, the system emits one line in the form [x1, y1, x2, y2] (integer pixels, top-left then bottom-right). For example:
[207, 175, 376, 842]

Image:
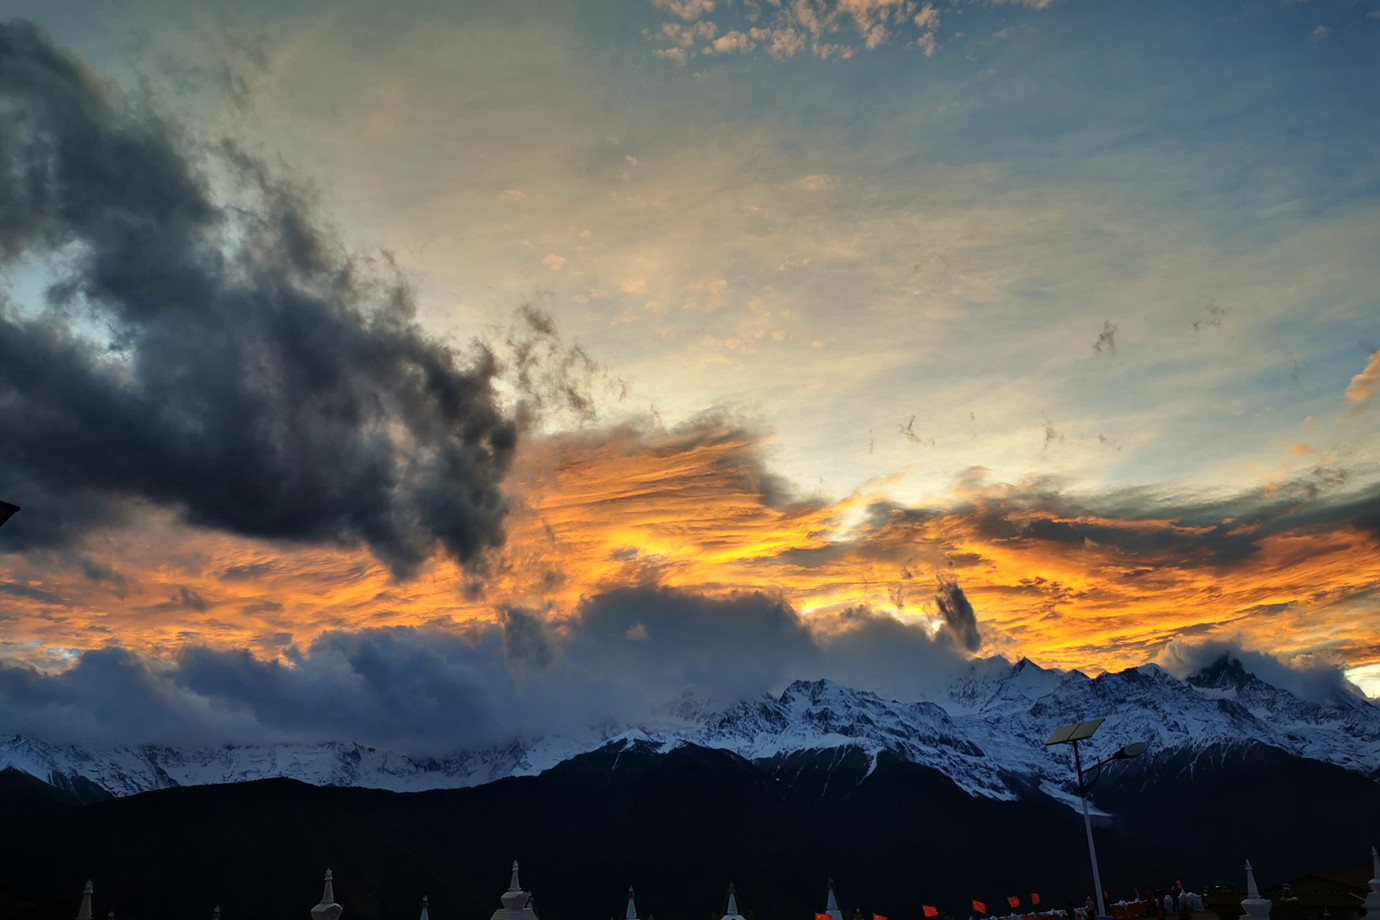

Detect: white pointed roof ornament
[626, 887, 639, 920]
[723, 883, 746, 920]
[76, 881, 94, 920]
[311, 869, 343, 920]
[491, 861, 538, 920]
[1240, 860, 1270, 920]
[1360, 846, 1380, 920]
[825, 879, 843, 920]
[214, 908, 222, 920]
[420, 896, 430, 920]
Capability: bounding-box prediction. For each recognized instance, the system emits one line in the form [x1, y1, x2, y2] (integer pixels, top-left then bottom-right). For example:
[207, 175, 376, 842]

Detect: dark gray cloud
[934, 573, 981, 652]
[0, 585, 978, 751]
[0, 20, 516, 575]
[947, 469, 1380, 569]
[1092, 319, 1117, 356]
[0, 581, 68, 604]
[1192, 298, 1227, 332]
[221, 563, 275, 581]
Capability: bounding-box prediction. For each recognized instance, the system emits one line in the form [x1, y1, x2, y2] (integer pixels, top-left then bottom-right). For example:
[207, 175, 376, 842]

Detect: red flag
[1007, 897, 1020, 909]
[816, 914, 832, 920]
[874, 914, 887, 920]
[1176, 882, 1183, 891]
[924, 908, 939, 918]
[973, 901, 987, 914]
[1031, 895, 1040, 907]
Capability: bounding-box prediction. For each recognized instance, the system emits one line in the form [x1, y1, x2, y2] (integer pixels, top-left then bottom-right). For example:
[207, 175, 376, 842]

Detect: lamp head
[1115, 741, 1147, 759]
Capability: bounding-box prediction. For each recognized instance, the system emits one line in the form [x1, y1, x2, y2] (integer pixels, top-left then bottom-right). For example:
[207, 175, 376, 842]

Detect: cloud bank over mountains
[0, 582, 1368, 754]
[0, 585, 983, 752]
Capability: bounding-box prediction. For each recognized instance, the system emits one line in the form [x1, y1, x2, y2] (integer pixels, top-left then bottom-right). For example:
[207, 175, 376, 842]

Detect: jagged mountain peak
[1185, 654, 1257, 693]
[778, 677, 884, 707]
[4, 655, 1379, 804]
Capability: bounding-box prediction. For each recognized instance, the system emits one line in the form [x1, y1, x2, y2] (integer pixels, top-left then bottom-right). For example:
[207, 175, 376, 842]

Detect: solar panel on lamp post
[1046, 719, 1147, 920]
[0, 501, 18, 531]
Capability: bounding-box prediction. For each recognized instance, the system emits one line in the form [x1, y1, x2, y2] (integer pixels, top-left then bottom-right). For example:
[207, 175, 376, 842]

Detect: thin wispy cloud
[1092, 320, 1118, 356]
[644, 0, 946, 61]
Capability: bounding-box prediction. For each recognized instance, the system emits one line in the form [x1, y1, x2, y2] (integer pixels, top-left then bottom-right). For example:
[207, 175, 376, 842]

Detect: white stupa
[1360, 846, 1380, 920]
[421, 896, 431, 920]
[722, 883, 747, 920]
[490, 861, 538, 920]
[625, 887, 641, 920]
[1240, 861, 1270, 920]
[312, 870, 343, 920]
[76, 880, 93, 920]
[823, 879, 843, 920]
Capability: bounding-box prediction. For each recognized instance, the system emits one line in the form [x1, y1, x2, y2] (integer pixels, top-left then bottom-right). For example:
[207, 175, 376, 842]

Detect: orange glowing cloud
[1345, 349, 1380, 409]
[2, 420, 1378, 681]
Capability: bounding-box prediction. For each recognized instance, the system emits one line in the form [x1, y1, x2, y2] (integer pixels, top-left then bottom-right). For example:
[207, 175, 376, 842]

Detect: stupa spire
[626, 887, 639, 920]
[726, 884, 740, 918]
[76, 880, 93, 920]
[825, 879, 843, 920]
[1361, 846, 1380, 920]
[311, 869, 343, 920]
[420, 896, 430, 920]
[1241, 860, 1270, 920]
[495, 860, 536, 919]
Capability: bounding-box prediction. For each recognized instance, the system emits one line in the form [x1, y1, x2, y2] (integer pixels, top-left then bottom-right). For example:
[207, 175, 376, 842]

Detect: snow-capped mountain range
[3, 655, 1377, 804]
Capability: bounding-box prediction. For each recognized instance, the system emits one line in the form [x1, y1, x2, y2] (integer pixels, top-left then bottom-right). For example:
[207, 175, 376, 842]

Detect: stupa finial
[1240, 860, 1271, 920]
[76, 880, 94, 920]
[499, 860, 533, 913]
[824, 878, 843, 920]
[1361, 846, 1380, 919]
[626, 887, 638, 920]
[311, 869, 344, 920]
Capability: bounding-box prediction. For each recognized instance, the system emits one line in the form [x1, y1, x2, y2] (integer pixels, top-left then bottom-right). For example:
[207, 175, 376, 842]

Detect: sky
[0, 0, 1378, 751]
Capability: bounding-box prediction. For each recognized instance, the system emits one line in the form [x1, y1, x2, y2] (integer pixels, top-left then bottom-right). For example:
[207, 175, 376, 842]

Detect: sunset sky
[1, 0, 1378, 750]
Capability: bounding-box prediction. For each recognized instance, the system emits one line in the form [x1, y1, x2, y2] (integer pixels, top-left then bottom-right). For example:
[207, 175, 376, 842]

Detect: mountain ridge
[2, 653, 1376, 803]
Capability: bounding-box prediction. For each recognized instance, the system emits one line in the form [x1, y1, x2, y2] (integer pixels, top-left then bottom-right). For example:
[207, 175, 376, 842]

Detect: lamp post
[1046, 718, 1147, 919]
[0, 500, 17, 530]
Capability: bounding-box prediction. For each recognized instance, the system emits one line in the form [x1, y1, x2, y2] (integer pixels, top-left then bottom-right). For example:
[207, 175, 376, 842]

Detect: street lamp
[1046, 718, 1147, 919]
[0, 500, 17, 530]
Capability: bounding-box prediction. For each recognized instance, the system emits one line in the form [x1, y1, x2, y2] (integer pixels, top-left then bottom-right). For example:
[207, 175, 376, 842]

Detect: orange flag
[874, 914, 888, 920]
[973, 901, 987, 914]
[923, 908, 939, 918]
[1031, 895, 1040, 907]
[1007, 897, 1020, 909]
